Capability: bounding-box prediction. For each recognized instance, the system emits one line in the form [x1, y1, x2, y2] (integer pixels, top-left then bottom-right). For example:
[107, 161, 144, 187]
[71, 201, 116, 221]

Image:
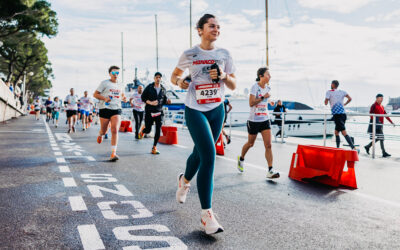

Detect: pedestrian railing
[162, 108, 400, 159]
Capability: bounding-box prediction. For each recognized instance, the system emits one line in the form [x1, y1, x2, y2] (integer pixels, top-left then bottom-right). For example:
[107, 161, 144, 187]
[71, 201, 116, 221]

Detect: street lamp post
[22, 71, 34, 111]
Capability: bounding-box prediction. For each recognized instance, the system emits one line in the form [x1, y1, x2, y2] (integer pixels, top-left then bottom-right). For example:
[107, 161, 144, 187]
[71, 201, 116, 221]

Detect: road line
[174, 144, 189, 149]
[77, 224, 105, 250]
[74, 152, 82, 156]
[52, 147, 60, 151]
[54, 151, 63, 156]
[63, 177, 77, 187]
[56, 157, 66, 163]
[69, 196, 88, 211]
[59, 166, 70, 173]
[86, 156, 95, 161]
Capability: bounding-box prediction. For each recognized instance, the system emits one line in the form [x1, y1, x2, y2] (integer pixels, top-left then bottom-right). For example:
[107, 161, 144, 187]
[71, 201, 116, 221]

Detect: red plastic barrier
[159, 125, 178, 145]
[289, 145, 358, 189]
[119, 121, 127, 132]
[125, 121, 133, 132]
[215, 133, 224, 156]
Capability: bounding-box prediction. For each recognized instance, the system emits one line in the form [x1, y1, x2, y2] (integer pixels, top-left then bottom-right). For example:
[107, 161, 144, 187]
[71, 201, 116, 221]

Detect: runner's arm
[344, 94, 352, 106]
[171, 67, 189, 89]
[93, 91, 110, 102]
[249, 94, 264, 107]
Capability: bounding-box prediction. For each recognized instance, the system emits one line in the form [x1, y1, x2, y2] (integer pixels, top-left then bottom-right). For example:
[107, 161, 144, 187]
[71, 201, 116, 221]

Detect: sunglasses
[111, 71, 120, 75]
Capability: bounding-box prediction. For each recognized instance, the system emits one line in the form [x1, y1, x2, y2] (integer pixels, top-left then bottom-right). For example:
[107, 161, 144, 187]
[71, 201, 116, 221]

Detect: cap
[154, 72, 162, 77]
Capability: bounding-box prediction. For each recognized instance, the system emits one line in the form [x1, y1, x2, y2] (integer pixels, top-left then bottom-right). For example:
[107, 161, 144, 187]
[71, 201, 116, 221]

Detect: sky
[43, 0, 400, 107]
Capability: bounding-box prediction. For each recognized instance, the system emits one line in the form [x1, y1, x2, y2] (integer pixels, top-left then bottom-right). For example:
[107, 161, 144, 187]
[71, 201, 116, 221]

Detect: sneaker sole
[267, 174, 280, 179]
[109, 156, 119, 162]
[201, 225, 224, 235]
[176, 174, 186, 204]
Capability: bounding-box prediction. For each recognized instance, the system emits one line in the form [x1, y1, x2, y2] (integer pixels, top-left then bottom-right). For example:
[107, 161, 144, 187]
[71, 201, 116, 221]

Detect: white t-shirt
[131, 91, 145, 112]
[52, 101, 61, 112]
[96, 80, 124, 110]
[34, 101, 41, 110]
[248, 83, 271, 122]
[176, 44, 236, 112]
[325, 89, 347, 114]
[80, 96, 92, 111]
[65, 94, 78, 110]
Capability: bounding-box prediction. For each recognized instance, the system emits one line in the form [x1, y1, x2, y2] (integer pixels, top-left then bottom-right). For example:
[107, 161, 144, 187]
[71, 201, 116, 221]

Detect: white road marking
[86, 156, 95, 161]
[74, 152, 82, 156]
[63, 177, 77, 187]
[69, 196, 88, 211]
[87, 184, 133, 198]
[52, 147, 60, 151]
[54, 151, 63, 156]
[59, 166, 70, 173]
[77, 224, 105, 250]
[56, 157, 66, 163]
[51, 143, 58, 147]
[173, 144, 189, 149]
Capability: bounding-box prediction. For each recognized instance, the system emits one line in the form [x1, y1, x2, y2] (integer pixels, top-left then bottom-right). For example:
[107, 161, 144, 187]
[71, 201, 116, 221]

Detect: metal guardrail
[161, 108, 399, 159]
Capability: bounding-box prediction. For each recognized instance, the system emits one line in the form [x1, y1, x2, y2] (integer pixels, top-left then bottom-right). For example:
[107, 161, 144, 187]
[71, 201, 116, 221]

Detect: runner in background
[237, 67, 280, 179]
[52, 96, 61, 128]
[94, 65, 126, 161]
[130, 85, 145, 140]
[79, 90, 93, 131]
[33, 98, 41, 120]
[365, 94, 395, 157]
[222, 97, 232, 145]
[64, 88, 79, 133]
[324, 80, 357, 151]
[45, 96, 53, 122]
[273, 100, 286, 138]
[77, 102, 81, 125]
[139, 72, 171, 154]
[171, 14, 237, 234]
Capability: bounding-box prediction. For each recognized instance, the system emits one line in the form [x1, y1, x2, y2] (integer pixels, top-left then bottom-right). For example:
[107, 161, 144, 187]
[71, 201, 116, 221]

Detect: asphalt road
[0, 115, 400, 249]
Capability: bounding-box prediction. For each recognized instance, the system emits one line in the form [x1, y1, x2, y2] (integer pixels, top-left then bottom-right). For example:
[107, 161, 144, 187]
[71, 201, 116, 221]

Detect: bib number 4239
[195, 83, 221, 104]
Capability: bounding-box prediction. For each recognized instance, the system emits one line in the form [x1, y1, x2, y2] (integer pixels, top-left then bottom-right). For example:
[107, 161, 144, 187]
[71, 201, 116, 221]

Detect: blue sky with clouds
[44, 0, 400, 107]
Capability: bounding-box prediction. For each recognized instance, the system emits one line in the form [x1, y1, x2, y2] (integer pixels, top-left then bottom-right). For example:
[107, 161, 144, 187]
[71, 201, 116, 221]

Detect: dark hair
[54, 96, 58, 101]
[332, 80, 339, 88]
[376, 93, 383, 98]
[256, 67, 269, 81]
[154, 72, 162, 77]
[108, 65, 120, 73]
[197, 14, 216, 30]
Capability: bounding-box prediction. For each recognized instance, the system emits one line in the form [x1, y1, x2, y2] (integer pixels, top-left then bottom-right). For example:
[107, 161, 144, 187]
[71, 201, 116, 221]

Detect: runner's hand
[177, 78, 189, 89]
[263, 93, 271, 99]
[104, 97, 111, 103]
[167, 99, 172, 105]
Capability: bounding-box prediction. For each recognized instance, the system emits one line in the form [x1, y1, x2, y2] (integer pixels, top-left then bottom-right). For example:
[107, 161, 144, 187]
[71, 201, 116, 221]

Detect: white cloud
[366, 9, 400, 22]
[242, 9, 263, 17]
[179, 0, 209, 14]
[298, 0, 374, 14]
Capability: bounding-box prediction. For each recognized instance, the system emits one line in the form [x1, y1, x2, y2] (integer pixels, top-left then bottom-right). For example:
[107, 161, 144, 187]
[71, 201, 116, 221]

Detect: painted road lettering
[97, 200, 153, 220]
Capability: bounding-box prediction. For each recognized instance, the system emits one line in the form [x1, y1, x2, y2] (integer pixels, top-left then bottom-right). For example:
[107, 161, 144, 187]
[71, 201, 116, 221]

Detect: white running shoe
[176, 173, 190, 203]
[266, 168, 280, 179]
[201, 209, 224, 235]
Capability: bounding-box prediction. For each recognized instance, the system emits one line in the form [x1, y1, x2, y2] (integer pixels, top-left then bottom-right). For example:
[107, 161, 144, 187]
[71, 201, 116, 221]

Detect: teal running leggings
[184, 104, 224, 209]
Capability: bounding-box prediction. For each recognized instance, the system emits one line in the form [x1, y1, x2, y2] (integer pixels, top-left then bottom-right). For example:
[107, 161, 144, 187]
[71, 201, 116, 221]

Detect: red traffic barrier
[159, 125, 178, 145]
[215, 133, 224, 156]
[125, 120, 133, 132]
[289, 145, 358, 189]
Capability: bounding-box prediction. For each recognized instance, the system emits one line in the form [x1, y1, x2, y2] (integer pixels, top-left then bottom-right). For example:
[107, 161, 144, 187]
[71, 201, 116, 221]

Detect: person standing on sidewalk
[130, 85, 145, 140]
[139, 72, 171, 154]
[324, 80, 357, 151]
[365, 94, 395, 157]
[94, 65, 127, 161]
[237, 67, 280, 179]
[171, 14, 237, 235]
[273, 100, 286, 137]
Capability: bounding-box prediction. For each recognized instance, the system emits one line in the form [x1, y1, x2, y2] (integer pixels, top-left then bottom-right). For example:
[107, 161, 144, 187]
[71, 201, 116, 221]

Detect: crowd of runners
[29, 13, 395, 235]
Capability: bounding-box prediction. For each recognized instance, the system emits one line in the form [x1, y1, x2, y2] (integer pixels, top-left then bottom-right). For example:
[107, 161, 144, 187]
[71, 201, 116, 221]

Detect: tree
[0, 0, 58, 38]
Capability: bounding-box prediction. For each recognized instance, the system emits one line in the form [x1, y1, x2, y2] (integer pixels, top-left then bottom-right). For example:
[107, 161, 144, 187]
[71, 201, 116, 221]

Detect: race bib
[195, 83, 221, 104]
[151, 112, 161, 117]
[255, 104, 268, 117]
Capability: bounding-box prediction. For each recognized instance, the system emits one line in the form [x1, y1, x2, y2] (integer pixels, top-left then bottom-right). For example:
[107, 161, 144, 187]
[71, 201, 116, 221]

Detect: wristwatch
[260, 96, 264, 100]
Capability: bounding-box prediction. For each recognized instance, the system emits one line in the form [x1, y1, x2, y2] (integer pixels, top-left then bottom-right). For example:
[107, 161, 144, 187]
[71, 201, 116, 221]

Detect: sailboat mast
[121, 32, 124, 84]
[190, 0, 192, 47]
[265, 0, 269, 67]
[155, 14, 159, 72]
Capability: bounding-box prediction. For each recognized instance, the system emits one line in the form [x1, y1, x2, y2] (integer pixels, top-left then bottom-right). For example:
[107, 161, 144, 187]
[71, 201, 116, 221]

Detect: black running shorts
[333, 113, 347, 132]
[247, 120, 271, 135]
[99, 108, 122, 119]
[66, 110, 77, 118]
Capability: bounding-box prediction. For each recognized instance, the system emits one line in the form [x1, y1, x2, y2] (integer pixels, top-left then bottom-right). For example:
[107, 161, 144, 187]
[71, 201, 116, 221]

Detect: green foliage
[0, 0, 57, 97]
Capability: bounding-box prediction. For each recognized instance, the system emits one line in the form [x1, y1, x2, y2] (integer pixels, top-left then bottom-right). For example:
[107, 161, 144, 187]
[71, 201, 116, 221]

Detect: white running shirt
[325, 89, 347, 115]
[65, 95, 78, 110]
[131, 91, 144, 112]
[96, 80, 124, 110]
[176, 45, 236, 112]
[248, 83, 271, 122]
[80, 96, 92, 111]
